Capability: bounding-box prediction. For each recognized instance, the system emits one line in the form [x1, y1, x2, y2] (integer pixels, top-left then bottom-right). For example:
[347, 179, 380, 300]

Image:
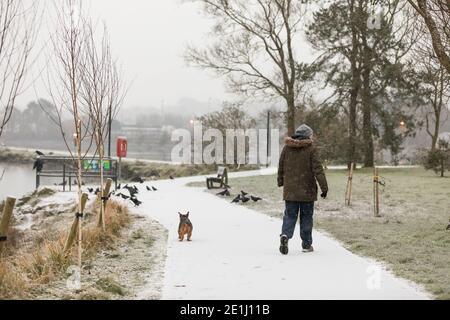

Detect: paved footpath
[133, 168, 429, 300]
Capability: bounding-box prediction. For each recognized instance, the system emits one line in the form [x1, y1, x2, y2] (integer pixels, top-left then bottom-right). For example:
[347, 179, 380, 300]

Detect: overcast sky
[18, 0, 316, 113]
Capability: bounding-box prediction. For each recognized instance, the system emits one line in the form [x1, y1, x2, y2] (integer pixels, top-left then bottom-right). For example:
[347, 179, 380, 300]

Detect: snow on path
[132, 168, 429, 300]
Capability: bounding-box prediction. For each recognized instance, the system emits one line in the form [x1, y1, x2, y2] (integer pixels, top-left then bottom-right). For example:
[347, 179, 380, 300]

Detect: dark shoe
[279, 235, 289, 255]
[302, 246, 314, 253]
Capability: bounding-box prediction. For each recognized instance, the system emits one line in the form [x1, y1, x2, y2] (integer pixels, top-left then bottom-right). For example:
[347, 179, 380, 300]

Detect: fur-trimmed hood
[284, 137, 313, 148]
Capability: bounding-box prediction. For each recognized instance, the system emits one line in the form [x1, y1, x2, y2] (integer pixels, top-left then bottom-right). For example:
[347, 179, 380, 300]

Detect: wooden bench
[206, 166, 228, 189]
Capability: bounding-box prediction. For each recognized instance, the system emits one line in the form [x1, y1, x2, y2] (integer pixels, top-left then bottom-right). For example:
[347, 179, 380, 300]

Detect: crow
[241, 196, 250, 203]
[120, 194, 130, 200]
[33, 158, 44, 172]
[169, 175, 175, 180]
[231, 194, 241, 203]
[130, 197, 142, 207]
[87, 187, 94, 193]
[152, 186, 158, 191]
[131, 177, 144, 183]
[241, 190, 248, 196]
[251, 196, 262, 202]
[35, 150, 45, 156]
[146, 186, 152, 191]
[124, 185, 139, 197]
[94, 187, 101, 195]
[217, 189, 230, 196]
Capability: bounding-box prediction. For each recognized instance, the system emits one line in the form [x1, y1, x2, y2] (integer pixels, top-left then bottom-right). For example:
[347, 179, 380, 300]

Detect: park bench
[35, 155, 118, 191]
[206, 166, 228, 189]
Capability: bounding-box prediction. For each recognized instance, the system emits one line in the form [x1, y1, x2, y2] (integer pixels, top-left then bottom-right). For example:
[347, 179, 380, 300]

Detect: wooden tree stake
[98, 178, 112, 230]
[64, 193, 88, 253]
[373, 167, 381, 217]
[345, 162, 355, 206]
[0, 197, 16, 254]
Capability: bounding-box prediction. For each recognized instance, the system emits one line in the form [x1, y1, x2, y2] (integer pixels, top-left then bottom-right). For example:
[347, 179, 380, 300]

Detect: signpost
[116, 136, 128, 181]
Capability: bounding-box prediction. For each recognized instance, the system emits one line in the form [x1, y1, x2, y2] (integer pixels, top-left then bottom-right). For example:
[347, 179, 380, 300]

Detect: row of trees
[186, 0, 450, 168]
[0, 0, 126, 276]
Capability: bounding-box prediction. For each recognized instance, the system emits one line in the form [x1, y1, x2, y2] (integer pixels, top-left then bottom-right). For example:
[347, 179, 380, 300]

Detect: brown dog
[178, 212, 193, 241]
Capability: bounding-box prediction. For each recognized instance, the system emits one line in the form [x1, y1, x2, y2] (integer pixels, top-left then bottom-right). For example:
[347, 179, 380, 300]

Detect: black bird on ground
[231, 194, 241, 203]
[124, 185, 139, 197]
[87, 187, 94, 193]
[152, 186, 158, 191]
[130, 197, 142, 207]
[117, 183, 121, 189]
[251, 196, 262, 202]
[94, 187, 101, 195]
[131, 177, 145, 184]
[241, 196, 250, 203]
[169, 175, 174, 180]
[146, 186, 152, 191]
[35, 150, 45, 156]
[217, 189, 230, 196]
[241, 190, 248, 196]
[120, 194, 130, 200]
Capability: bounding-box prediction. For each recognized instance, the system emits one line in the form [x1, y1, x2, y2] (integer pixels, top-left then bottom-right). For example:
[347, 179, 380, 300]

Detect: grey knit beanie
[293, 124, 313, 139]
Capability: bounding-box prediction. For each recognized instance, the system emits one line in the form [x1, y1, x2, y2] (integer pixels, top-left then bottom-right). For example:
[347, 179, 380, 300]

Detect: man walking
[277, 124, 328, 254]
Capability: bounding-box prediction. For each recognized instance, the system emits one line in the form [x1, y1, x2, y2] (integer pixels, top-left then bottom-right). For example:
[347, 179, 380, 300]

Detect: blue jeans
[281, 201, 314, 249]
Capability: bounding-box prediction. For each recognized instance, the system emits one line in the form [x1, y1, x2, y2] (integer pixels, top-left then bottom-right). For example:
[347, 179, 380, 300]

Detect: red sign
[116, 137, 128, 158]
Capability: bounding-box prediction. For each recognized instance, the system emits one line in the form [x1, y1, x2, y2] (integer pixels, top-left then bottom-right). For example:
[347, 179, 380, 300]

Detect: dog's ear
[186, 211, 189, 217]
[178, 212, 182, 217]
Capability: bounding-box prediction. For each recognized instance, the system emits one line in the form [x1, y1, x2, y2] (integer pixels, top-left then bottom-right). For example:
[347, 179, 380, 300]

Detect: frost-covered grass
[191, 167, 450, 299]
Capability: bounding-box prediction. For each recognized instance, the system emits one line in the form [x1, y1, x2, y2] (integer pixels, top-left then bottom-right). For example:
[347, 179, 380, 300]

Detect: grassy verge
[191, 167, 450, 299]
[121, 161, 259, 181]
[0, 148, 36, 164]
[0, 198, 131, 299]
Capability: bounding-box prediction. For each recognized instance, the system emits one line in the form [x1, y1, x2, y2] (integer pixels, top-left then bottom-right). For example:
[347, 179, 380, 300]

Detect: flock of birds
[86, 178, 161, 207]
[216, 188, 262, 204]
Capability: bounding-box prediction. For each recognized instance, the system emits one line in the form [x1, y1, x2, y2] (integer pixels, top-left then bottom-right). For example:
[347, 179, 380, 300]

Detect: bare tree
[44, 0, 92, 270]
[0, 0, 38, 139]
[80, 22, 125, 230]
[414, 37, 450, 150]
[407, 0, 450, 73]
[185, 0, 306, 135]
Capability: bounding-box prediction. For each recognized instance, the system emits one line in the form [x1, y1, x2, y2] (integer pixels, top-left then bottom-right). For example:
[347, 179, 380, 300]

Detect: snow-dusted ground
[129, 168, 429, 300]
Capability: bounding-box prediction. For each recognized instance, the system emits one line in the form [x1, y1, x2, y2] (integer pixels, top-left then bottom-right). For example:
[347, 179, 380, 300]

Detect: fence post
[0, 197, 17, 254]
[98, 178, 112, 230]
[63, 193, 88, 253]
[345, 162, 355, 206]
[373, 167, 380, 217]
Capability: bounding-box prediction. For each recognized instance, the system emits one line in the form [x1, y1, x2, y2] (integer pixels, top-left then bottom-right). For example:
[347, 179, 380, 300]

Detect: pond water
[0, 163, 60, 200]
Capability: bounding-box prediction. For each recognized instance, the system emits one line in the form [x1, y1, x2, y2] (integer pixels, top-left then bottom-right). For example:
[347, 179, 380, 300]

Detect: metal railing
[35, 155, 118, 191]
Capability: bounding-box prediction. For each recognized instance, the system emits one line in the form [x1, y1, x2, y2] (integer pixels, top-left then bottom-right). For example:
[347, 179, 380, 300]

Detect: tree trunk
[286, 94, 296, 136]
[348, 0, 359, 169]
[362, 63, 374, 168]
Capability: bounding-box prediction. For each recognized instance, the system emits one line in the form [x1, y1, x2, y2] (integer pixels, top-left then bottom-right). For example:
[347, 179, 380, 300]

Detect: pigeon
[87, 187, 94, 193]
[251, 196, 262, 202]
[231, 194, 241, 203]
[241, 196, 250, 203]
[241, 190, 248, 196]
[152, 186, 158, 191]
[35, 150, 45, 156]
[146, 186, 152, 191]
[169, 175, 174, 180]
[217, 189, 230, 196]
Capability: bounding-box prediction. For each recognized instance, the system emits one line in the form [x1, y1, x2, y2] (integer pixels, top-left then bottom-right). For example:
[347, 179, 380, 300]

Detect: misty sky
[18, 0, 316, 113]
